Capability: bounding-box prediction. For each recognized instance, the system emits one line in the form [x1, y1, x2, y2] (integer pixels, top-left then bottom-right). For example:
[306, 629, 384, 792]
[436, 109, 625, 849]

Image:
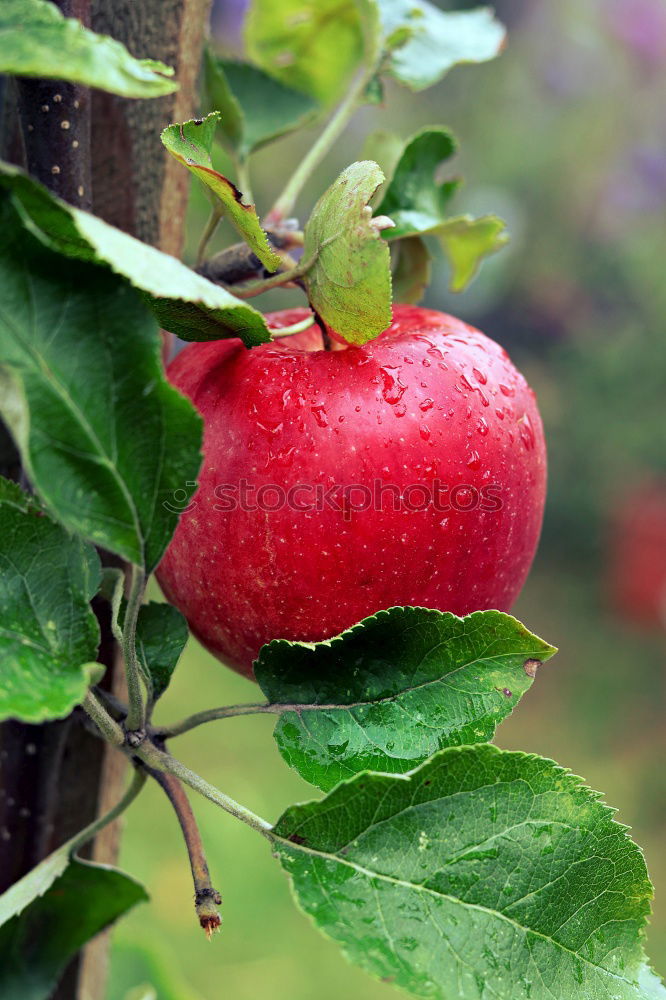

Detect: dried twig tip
[196, 887, 222, 939]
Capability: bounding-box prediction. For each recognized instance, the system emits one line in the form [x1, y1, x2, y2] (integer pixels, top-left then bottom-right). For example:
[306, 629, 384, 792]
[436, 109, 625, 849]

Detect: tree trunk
[0, 1, 210, 997]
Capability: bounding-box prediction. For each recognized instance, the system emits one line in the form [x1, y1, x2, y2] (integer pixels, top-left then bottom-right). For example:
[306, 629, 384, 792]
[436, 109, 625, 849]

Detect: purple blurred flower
[597, 145, 666, 235]
[211, 0, 250, 51]
[608, 0, 666, 66]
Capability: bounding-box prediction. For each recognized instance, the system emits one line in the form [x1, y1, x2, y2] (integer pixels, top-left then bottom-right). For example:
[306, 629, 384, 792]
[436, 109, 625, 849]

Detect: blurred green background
[108, 1, 666, 996]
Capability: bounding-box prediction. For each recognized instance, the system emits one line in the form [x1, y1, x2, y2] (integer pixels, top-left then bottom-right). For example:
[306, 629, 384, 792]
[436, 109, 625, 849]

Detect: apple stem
[149, 767, 222, 937]
[313, 309, 333, 350]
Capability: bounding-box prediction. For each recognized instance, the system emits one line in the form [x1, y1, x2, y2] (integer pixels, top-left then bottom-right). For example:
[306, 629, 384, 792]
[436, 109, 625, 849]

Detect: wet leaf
[0, 162, 271, 346]
[256, 607, 555, 790]
[274, 745, 664, 1000]
[0, 197, 202, 569]
[0, 479, 101, 723]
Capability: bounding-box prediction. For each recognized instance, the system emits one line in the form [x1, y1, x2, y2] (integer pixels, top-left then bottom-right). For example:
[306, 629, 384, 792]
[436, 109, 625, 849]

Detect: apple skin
[608, 483, 666, 630]
[157, 306, 547, 677]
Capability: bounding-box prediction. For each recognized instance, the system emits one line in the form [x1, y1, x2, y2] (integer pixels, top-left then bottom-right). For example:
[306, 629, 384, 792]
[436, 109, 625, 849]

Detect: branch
[137, 742, 273, 838]
[122, 566, 147, 734]
[15, 0, 91, 209]
[156, 703, 279, 739]
[82, 691, 126, 747]
[197, 228, 304, 286]
[68, 766, 146, 856]
[148, 768, 222, 937]
[266, 59, 381, 224]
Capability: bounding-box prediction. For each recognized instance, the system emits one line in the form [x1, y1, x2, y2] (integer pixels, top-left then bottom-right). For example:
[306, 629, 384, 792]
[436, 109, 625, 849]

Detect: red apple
[608, 483, 666, 630]
[157, 306, 547, 677]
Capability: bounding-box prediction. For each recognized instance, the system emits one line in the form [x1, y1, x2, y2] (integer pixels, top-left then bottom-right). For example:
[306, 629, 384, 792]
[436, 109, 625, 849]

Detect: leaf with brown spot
[161, 113, 281, 272]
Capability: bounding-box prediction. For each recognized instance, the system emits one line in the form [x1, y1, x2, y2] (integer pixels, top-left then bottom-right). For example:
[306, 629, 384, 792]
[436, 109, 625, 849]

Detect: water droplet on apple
[500, 383, 515, 397]
[420, 425, 430, 440]
[495, 408, 505, 420]
[394, 403, 406, 417]
[473, 367, 488, 384]
[518, 413, 535, 449]
[380, 366, 407, 405]
[477, 417, 489, 436]
[311, 405, 328, 428]
[466, 451, 481, 470]
[419, 398, 434, 412]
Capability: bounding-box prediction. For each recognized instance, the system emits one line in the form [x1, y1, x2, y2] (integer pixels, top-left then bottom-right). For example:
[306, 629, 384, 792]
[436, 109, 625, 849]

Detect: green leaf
[245, 0, 367, 104]
[436, 214, 510, 292]
[361, 129, 404, 187]
[0, 197, 202, 570]
[204, 51, 318, 157]
[256, 607, 555, 791]
[378, 1, 506, 91]
[161, 114, 281, 273]
[639, 966, 666, 999]
[0, 479, 101, 723]
[392, 237, 431, 304]
[376, 127, 459, 237]
[374, 129, 509, 291]
[0, 859, 147, 1000]
[302, 161, 392, 345]
[0, 0, 176, 98]
[273, 744, 663, 1000]
[135, 602, 189, 703]
[0, 162, 271, 346]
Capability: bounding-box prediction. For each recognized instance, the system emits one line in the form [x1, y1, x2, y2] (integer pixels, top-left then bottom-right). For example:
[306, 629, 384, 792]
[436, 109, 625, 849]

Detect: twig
[122, 566, 147, 734]
[148, 768, 222, 937]
[68, 767, 146, 856]
[266, 60, 381, 224]
[197, 230, 304, 286]
[82, 691, 126, 747]
[156, 703, 280, 739]
[137, 743, 273, 839]
[196, 204, 224, 267]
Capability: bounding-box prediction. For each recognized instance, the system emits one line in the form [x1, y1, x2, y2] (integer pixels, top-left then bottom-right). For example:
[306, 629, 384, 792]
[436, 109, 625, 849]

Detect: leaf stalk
[122, 566, 147, 733]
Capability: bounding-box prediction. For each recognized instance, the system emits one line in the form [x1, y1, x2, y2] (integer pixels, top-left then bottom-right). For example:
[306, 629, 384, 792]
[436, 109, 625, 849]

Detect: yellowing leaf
[303, 161, 392, 345]
[161, 114, 281, 272]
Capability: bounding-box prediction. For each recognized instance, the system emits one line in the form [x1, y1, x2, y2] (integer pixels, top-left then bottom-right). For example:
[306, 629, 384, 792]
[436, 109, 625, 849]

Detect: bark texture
[0, 1, 211, 997]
